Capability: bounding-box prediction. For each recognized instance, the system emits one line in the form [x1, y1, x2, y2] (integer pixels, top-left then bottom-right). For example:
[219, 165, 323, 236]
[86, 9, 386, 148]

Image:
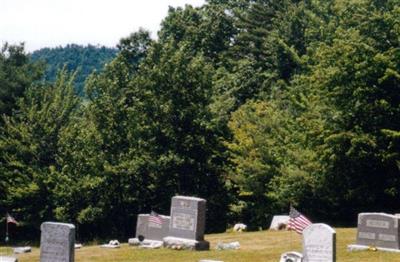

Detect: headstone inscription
[40, 222, 75, 262]
[303, 223, 336, 262]
[355, 213, 400, 250]
[163, 196, 210, 250]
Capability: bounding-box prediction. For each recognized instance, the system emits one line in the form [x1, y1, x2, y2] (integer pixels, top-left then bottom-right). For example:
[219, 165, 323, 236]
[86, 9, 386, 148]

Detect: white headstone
[0, 256, 18, 262]
[303, 223, 336, 262]
[270, 215, 290, 230]
[40, 222, 75, 262]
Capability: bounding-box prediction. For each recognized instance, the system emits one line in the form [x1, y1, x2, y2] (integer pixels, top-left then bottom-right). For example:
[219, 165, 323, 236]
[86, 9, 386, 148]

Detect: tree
[129, 40, 229, 232]
[0, 43, 43, 117]
[0, 70, 80, 228]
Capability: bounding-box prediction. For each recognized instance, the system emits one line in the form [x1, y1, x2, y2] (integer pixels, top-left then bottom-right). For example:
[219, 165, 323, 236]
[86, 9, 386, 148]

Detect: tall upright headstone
[355, 213, 400, 250]
[303, 223, 336, 262]
[163, 196, 210, 250]
[40, 222, 75, 262]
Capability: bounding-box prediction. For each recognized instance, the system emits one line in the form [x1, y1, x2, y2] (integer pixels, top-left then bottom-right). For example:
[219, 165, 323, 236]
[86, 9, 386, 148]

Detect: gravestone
[163, 196, 210, 250]
[136, 214, 170, 241]
[270, 215, 290, 230]
[128, 214, 170, 245]
[0, 256, 18, 262]
[353, 213, 400, 250]
[40, 222, 75, 262]
[13, 246, 31, 254]
[303, 223, 336, 262]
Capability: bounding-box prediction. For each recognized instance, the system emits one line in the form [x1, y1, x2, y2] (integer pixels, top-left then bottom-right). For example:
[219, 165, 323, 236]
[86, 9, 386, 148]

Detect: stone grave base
[0, 256, 18, 262]
[13, 246, 31, 254]
[100, 244, 120, 248]
[128, 238, 163, 249]
[348, 244, 400, 253]
[163, 237, 210, 251]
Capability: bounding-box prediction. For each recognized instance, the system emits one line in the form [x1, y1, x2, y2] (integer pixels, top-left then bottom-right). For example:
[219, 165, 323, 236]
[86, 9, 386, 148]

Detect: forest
[31, 44, 117, 95]
[0, 0, 399, 241]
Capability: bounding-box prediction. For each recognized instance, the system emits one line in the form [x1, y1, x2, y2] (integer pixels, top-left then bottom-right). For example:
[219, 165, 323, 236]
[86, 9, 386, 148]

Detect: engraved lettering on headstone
[358, 232, 376, 240]
[179, 200, 190, 208]
[379, 234, 396, 242]
[366, 219, 390, 229]
[172, 213, 195, 231]
[148, 221, 162, 229]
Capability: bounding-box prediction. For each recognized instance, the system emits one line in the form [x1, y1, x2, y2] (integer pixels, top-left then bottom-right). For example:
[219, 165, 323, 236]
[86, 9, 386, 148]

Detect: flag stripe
[288, 207, 311, 234]
[149, 211, 163, 225]
[6, 213, 18, 225]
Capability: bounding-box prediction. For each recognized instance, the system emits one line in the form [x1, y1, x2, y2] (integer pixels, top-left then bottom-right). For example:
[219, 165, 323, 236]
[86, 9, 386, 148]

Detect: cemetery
[3, 201, 400, 261]
[1, 0, 399, 262]
[2, 227, 400, 261]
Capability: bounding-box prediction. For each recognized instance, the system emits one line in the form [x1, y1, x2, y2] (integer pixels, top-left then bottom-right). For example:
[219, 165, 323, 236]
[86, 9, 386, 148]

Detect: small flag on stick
[287, 206, 311, 234]
[6, 213, 18, 225]
[149, 211, 163, 225]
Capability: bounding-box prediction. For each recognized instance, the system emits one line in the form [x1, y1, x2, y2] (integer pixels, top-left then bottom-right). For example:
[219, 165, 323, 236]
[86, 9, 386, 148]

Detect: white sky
[0, 0, 205, 52]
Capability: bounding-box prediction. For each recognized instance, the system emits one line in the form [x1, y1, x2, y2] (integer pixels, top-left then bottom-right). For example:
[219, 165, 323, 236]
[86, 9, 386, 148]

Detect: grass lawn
[2, 228, 400, 261]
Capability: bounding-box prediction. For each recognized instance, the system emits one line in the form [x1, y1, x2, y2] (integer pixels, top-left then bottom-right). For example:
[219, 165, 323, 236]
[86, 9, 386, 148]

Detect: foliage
[0, 70, 80, 229]
[0, 43, 43, 117]
[1, 0, 399, 240]
[31, 44, 117, 95]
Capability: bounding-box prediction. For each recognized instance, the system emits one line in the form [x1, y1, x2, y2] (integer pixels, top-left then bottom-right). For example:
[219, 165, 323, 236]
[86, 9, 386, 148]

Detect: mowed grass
[3, 228, 400, 261]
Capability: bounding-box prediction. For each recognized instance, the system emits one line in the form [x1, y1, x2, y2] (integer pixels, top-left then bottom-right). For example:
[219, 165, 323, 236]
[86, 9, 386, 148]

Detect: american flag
[149, 211, 163, 225]
[6, 213, 18, 225]
[287, 206, 311, 234]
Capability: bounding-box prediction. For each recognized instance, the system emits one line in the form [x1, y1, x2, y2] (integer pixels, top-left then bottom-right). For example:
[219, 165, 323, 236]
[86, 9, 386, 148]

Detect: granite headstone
[303, 223, 336, 262]
[163, 196, 210, 250]
[40, 222, 75, 262]
[355, 213, 400, 249]
[136, 214, 170, 241]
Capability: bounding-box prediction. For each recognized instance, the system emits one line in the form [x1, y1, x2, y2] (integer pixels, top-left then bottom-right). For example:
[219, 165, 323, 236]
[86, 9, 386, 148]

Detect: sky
[0, 0, 205, 52]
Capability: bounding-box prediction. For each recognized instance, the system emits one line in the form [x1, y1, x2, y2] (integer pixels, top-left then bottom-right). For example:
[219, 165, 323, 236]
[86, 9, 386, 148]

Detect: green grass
[3, 228, 400, 261]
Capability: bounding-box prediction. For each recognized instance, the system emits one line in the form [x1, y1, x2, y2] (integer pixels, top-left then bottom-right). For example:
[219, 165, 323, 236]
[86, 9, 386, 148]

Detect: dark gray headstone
[163, 196, 209, 250]
[303, 223, 336, 262]
[40, 222, 75, 262]
[135, 214, 170, 241]
[169, 196, 206, 240]
[356, 213, 400, 249]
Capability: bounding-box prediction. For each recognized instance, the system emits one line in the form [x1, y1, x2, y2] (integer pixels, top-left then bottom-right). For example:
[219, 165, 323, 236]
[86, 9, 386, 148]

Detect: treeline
[0, 0, 399, 241]
[31, 44, 117, 95]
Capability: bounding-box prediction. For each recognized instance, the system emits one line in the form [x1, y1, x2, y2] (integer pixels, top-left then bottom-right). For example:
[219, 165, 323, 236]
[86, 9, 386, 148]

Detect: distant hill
[31, 44, 118, 95]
